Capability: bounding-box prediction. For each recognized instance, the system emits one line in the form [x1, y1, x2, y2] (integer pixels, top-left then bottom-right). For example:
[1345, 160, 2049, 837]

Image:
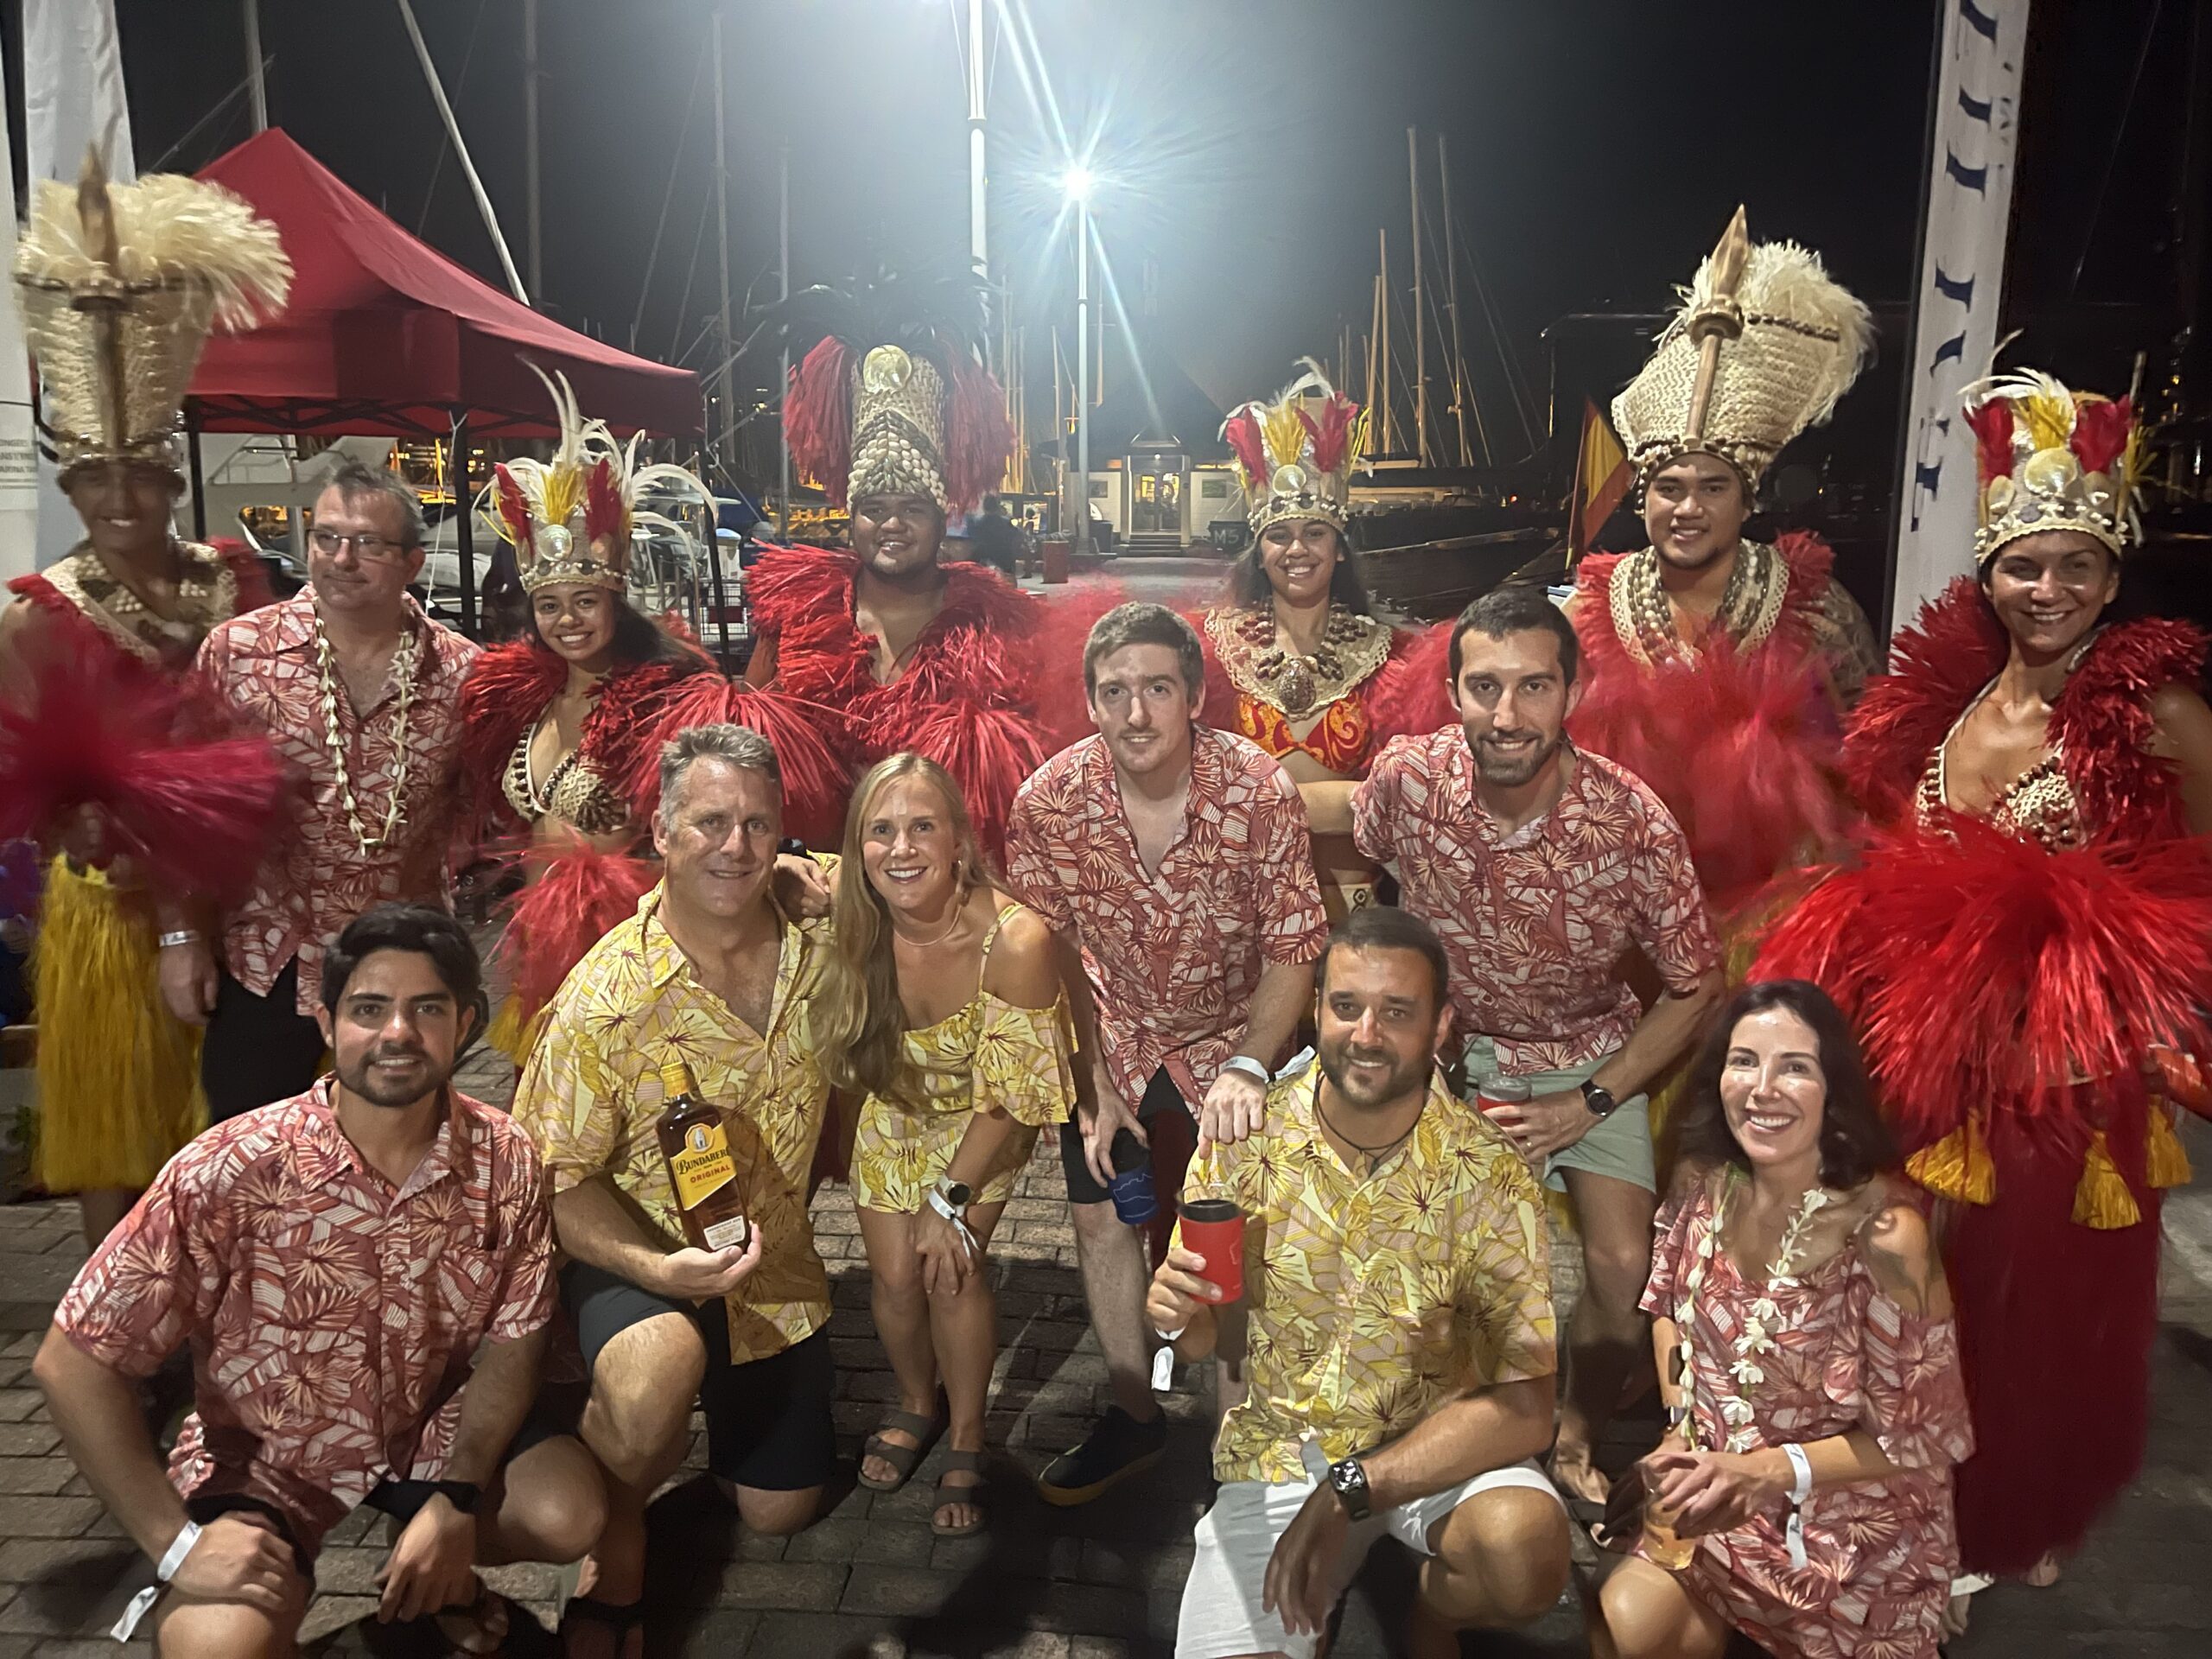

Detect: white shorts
[1173, 1443, 1562, 1659]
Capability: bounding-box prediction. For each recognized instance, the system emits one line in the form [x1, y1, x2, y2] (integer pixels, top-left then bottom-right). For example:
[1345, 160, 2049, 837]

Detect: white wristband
[1219, 1055, 1270, 1085]
[1780, 1443, 1813, 1569]
[111, 1521, 201, 1640]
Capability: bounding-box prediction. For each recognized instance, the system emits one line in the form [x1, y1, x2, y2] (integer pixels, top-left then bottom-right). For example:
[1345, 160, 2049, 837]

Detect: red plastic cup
[1478, 1075, 1532, 1118]
[1179, 1196, 1244, 1303]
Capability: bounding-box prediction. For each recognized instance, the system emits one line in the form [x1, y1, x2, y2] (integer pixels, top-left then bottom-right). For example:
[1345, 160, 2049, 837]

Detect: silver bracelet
[156, 929, 203, 950]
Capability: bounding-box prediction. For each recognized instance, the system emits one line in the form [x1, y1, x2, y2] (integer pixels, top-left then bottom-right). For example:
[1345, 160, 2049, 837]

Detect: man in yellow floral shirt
[1147, 907, 1569, 1659]
[511, 725, 836, 1642]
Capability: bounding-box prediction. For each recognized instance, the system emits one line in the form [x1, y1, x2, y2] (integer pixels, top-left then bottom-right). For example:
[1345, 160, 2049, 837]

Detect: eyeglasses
[308, 527, 412, 563]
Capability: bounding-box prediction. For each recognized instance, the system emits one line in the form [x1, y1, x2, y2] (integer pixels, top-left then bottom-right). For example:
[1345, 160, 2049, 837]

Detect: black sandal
[859, 1408, 943, 1493]
[930, 1448, 988, 1538]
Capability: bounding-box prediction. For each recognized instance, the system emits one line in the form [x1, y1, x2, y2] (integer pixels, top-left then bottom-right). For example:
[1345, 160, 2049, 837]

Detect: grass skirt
[30, 860, 204, 1191]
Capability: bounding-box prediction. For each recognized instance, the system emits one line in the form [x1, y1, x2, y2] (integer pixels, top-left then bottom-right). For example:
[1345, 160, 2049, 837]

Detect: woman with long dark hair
[1595, 980, 1971, 1659]
[457, 372, 714, 1053]
[1198, 364, 1449, 921]
[814, 753, 1073, 1539]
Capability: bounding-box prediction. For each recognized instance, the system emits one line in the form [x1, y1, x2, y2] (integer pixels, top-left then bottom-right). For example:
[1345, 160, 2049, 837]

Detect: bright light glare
[1061, 166, 1094, 203]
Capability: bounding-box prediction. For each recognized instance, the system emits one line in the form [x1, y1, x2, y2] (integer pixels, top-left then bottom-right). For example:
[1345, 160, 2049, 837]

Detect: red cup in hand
[1179, 1196, 1244, 1303]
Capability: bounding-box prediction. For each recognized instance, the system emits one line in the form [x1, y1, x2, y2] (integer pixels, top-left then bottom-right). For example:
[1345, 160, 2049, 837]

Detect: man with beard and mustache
[35, 906, 601, 1657]
[1147, 907, 1568, 1659]
[1352, 584, 1722, 1520]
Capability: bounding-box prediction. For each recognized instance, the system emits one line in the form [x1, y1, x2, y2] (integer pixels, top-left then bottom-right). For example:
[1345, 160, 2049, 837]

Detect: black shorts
[1061, 1065, 1196, 1204]
[562, 1260, 836, 1492]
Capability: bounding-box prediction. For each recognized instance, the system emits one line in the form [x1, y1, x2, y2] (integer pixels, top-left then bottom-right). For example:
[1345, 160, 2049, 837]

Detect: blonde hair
[817, 753, 988, 1103]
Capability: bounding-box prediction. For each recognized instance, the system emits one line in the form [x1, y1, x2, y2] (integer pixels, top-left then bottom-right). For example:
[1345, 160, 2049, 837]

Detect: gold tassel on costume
[2070, 1129, 2142, 1229]
[29, 859, 204, 1192]
[2145, 1100, 2192, 1190]
[1908, 1114, 1996, 1205]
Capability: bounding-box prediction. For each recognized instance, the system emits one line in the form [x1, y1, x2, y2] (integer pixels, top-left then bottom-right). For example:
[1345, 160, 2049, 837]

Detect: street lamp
[1064, 167, 1093, 555]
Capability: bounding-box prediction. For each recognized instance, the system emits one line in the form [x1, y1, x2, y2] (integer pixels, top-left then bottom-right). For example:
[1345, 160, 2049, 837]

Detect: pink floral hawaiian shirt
[53, 1081, 554, 1554]
[1005, 727, 1328, 1105]
[197, 594, 478, 1012]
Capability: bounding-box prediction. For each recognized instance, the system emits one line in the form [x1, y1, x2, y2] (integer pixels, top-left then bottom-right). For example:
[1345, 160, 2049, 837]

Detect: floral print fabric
[512, 880, 836, 1362]
[850, 907, 1076, 1213]
[1639, 1172, 1974, 1658]
[52, 1082, 554, 1555]
[1179, 1065, 1556, 1485]
[1351, 733, 1719, 1071]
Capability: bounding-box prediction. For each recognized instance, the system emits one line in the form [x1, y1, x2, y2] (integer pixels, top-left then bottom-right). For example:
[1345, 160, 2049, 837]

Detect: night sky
[38, 1, 2193, 461]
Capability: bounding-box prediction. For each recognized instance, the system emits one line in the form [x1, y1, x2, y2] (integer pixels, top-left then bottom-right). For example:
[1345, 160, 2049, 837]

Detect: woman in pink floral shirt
[1598, 981, 1973, 1659]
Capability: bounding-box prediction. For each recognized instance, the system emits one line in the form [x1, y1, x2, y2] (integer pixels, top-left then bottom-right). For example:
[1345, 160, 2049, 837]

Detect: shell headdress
[1220, 360, 1370, 538]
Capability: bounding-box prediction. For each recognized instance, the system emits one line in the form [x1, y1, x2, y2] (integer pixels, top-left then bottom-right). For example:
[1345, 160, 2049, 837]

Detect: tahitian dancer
[1203, 363, 1448, 920]
[458, 370, 715, 1052]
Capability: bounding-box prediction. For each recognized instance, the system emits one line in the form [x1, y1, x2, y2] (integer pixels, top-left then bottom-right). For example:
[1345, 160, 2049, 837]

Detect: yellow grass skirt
[31, 860, 205, 1192]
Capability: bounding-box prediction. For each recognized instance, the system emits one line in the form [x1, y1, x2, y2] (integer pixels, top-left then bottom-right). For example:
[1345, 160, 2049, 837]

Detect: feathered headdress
[480, 363, 714, 595]
[772, 263, 1013, 515]
[1220, 359, 1370, 537]
[12, 147, 290, 480]
[1960, 369, 2145, 564]
[1611, 208, 1872, 489]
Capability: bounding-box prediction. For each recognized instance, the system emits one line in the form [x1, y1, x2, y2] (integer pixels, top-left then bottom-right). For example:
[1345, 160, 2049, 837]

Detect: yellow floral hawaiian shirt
[1179, 1062, 1557, 1484]
[512, 879, 836, 1362]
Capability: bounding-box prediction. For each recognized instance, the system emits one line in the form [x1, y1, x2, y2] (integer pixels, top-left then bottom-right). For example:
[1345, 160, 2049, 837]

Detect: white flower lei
[1673, 1170, 1831, 1454]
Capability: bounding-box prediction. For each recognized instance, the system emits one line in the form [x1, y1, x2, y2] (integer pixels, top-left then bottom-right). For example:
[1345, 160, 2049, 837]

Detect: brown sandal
[859, 1408, 942, 1492]
[930, 1448, 988, 1538]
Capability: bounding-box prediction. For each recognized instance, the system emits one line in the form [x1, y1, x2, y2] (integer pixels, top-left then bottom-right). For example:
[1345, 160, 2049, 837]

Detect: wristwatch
[1580, 1079, 1619, 1119]
[934, 1177, 973, 1210]
[1327, 1456, 1372, 1521]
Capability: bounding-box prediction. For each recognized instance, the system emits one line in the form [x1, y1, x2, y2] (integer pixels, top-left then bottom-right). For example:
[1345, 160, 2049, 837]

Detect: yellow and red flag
[1571, 397, 1633, 556]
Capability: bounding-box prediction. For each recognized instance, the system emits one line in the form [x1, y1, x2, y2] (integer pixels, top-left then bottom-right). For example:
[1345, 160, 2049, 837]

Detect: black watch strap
[1580, 1078, 1618, 1118]
[431, 1480, 482, 1514]
[1327, 1456, 1372, 1522]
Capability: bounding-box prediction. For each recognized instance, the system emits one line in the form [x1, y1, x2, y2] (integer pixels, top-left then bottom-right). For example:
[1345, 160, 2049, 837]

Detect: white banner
[0, 30, 36, 582]
[1890, 0, 2030, 632]
[22, 0, 137, 573]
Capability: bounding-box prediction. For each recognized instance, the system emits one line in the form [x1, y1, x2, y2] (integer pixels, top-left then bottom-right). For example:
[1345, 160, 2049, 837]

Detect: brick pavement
[0, 1044, 2207, 1655]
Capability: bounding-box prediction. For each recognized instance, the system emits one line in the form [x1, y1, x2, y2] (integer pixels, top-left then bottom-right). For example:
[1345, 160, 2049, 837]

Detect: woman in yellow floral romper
[817, 753, 1075, 1536]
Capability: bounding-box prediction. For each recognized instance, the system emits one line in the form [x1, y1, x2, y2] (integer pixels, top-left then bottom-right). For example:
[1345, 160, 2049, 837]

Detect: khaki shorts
[1461, 1035, 1656, 1196]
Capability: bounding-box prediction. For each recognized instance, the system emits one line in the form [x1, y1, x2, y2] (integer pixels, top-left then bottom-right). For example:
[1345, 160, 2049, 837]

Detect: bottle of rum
[655, 1059, 750, 1252]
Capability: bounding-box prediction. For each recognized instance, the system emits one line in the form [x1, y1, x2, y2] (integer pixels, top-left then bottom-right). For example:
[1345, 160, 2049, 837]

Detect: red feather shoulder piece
[1843, 578, 2007, 821]
[1364, 619, 1456, 744]
[743, 543, 857, 639]
[2054, 614, 2208, 842]
[457, 641, 569, 840]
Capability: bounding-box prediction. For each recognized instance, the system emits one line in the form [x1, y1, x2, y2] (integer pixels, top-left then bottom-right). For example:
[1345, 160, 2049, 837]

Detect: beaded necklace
[312, 601, 420, 855]
[1205, 601, 1391, 718]
[1608, 541, 1790, 669]
[1672, 1168, 1831, 1454]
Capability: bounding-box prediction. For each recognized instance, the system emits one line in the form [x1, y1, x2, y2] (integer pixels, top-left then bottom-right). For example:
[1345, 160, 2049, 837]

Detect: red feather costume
[456, 639, 715, 1030]
[743, 546, 1092, 857]
[1756, 578, 2212, 1574]
[1570, 532, 1855, 915]
[1194, 609, 1449, 775]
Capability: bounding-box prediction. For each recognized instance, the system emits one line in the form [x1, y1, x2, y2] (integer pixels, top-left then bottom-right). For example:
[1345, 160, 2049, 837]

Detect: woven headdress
[1221, 360, 1370, 537]
[777, 265, 1013, 515]
[1961, 370, 2143, 564]
[1611, 208, 1872, 490]
[481, 365, 714, 595]
[12, 148, 290, 480]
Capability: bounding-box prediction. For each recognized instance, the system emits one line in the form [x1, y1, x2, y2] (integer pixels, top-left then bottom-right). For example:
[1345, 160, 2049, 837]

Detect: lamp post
[1065, 166, 1093, 556]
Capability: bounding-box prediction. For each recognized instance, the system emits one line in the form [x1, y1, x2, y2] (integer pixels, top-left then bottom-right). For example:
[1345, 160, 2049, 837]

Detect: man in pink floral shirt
[35, 905, 602, 1656]
[166, 457, 478, 1120]
[1007, 602, 1328, 1505]
[1352, 584, 1722, 1517]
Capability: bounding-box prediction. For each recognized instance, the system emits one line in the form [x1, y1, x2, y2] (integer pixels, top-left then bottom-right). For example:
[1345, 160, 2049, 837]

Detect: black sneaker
[1035, 1406, 1167, 1506]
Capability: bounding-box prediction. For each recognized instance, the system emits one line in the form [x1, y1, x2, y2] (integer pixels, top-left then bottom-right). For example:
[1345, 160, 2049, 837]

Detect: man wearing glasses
[172, 456, 480, 1118]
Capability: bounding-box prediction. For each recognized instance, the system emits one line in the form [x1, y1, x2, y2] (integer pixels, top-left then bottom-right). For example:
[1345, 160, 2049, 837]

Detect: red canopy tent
[182, 129, 706, 637]
[189, 127, 698, 439]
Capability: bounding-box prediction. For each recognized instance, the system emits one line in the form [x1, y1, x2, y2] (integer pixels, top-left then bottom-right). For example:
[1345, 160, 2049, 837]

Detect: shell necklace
[1672, 1169, 1830, 1455]
[313, 601, 421, 855]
